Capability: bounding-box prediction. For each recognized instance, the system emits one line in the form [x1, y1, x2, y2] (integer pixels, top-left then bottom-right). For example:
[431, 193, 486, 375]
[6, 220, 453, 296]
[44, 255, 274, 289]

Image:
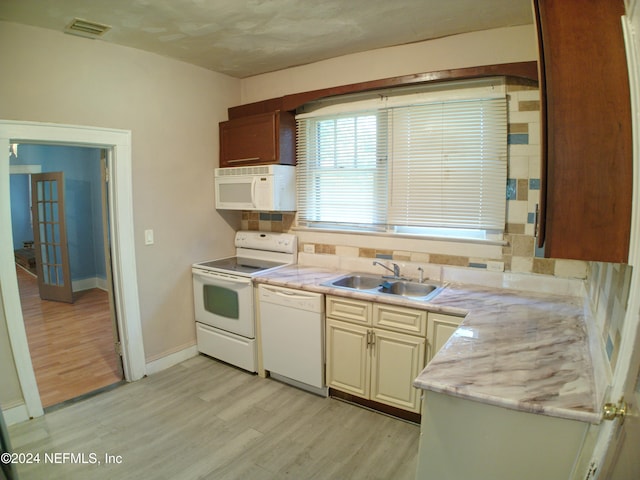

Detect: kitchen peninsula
[254, 264, 606, 479]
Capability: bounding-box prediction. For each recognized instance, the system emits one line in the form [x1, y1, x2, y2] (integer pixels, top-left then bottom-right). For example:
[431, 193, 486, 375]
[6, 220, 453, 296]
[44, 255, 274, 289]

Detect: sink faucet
[373, 260, 401, 279]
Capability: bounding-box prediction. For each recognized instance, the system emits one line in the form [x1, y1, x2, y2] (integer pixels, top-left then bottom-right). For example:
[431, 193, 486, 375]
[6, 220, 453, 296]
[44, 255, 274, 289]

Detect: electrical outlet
[487, 261, 504, 272]
[303, 244, 315, 253]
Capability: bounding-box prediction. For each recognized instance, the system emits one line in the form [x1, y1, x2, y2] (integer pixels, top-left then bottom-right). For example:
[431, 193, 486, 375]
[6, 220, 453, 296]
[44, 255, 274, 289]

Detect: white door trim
[0, 120, 146, 419]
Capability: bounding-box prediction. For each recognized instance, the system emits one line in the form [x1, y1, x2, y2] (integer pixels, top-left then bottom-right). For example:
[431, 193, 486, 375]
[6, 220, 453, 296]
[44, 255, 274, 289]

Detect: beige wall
[240, 25, 538, 103]
[0, 19, 241, 399]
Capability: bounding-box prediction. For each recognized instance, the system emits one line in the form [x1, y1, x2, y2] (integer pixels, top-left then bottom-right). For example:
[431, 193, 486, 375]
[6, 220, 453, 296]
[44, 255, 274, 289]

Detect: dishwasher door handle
[261, 285, 321, 301]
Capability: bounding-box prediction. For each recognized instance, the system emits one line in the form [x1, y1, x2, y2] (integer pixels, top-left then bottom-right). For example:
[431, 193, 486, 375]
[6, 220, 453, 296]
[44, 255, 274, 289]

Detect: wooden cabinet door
[427, 313, 463, 364]
[370, 328, 425, 413]
[534, 0, 632, 262]
[326, 319, 370, 398]
[219, 111, 295, 167]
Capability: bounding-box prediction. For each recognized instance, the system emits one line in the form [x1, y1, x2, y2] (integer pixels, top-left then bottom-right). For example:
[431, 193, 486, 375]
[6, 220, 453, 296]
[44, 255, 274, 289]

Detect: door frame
[0, 120, 146, 420]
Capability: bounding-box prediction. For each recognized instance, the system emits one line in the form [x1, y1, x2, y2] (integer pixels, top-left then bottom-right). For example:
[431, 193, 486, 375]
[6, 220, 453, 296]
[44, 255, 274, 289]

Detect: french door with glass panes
[31, 172, 73, 303]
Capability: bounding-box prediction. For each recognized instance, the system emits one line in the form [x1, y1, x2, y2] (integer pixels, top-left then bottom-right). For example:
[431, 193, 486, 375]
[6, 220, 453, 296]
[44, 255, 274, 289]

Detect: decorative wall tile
[335, 245, 359, 257]
[506, 179, 517, 200]
[360, 248, 393, 259]
[316, 244, 336, 254]
[509, 155, 530, 178]
[554, 260, 588, 278]
[410, 252, 430, 263]
[517, 179, 529, 201]
[586, 262, 632, 371]
[508, 123, 529, 134]
[507, 200, 528, 223]
[532, 258, 555, 275]
[392, 251, 412, 262]
[508, 133, 529, 145]
[506, 223, 525, 234]
[429, 254, 469, 267]
[511, 256, 533, 273]
[359, 248, 377, 258]
[519, 100, 541, 111]
[511, 235, 535, 257]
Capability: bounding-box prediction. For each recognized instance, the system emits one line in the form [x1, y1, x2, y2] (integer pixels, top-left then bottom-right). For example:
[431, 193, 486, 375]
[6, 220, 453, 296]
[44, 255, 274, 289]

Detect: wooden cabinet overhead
[219, 110, 295, 167]
[535, 0, 632, 263]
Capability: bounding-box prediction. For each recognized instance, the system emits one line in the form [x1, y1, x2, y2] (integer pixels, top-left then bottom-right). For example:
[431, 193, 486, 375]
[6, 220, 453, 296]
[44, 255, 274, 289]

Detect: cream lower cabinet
[416, 391, 590, 480]
[426, 312, 463, 363]
[326, 296, 427, 413]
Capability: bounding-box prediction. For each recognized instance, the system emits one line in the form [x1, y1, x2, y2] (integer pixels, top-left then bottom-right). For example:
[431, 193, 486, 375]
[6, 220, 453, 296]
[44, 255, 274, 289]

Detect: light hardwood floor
[8, 355, 420, 480]
[16, 265, 123, 408]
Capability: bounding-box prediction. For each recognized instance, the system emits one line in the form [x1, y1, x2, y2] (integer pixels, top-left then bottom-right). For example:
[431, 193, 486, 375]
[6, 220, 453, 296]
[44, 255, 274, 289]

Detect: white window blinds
[296, 111, 388, 229]
[296, 84, 507, 236]
[389, 98, 507, 231]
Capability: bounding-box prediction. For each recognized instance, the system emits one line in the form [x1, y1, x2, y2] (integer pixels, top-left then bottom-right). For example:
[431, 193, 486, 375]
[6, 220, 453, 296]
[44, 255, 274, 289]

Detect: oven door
[192, 268, 254, 338]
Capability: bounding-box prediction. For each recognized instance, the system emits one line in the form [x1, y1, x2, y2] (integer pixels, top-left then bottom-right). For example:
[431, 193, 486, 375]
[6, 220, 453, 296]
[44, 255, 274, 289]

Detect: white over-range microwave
[214, 164, 296, 211]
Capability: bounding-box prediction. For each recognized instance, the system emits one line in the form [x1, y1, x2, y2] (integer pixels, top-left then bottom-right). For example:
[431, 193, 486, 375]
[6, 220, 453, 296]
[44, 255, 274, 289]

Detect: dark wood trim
[226, 97, 285, 119]
[228, 61, 539, 119]
[329, 388, 421, 424]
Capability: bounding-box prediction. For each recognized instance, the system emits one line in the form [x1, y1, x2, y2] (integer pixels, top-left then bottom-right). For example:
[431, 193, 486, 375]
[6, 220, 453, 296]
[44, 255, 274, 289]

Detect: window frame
[295, 78, 508, 241]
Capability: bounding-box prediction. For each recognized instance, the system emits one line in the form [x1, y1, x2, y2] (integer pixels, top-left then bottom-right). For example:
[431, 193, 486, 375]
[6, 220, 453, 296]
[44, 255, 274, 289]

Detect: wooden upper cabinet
[219, 110, 295, 167]
[535, 0, 632, 263]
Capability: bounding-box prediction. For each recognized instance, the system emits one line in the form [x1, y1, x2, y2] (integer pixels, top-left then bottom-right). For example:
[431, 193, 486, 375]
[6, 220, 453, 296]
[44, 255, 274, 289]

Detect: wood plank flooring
[16, 265, 123, 408]
[8, 356, 420, 480]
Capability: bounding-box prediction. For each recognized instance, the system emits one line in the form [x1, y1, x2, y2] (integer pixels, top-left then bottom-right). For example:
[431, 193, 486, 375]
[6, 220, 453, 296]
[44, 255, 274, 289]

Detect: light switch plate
[144, 229, 154, 245]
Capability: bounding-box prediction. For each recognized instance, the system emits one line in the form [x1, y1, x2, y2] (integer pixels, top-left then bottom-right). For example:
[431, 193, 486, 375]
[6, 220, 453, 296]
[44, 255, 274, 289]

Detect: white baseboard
[3, 403, 29, 426]
[145, 345, 199, 376]
[72, 276, 108, 292]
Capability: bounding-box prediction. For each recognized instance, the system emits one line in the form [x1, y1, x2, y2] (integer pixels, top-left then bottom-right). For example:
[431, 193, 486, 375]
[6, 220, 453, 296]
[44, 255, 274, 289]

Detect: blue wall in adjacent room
[9, 144, 106, 286]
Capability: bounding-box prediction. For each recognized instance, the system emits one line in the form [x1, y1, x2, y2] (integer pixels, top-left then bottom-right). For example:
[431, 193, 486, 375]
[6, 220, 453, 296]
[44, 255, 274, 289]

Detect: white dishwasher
[258, 284, 328, 397]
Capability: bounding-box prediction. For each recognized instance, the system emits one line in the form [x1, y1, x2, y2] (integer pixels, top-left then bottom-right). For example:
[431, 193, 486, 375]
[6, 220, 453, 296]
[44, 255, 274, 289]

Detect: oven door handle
[193, 269, 252, 285]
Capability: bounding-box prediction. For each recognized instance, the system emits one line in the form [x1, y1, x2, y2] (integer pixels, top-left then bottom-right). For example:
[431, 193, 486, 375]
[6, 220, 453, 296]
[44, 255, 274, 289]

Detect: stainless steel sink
[322, 274, 443, 301]
[330, 274, 383, 290]
[378, 280, 438, 298]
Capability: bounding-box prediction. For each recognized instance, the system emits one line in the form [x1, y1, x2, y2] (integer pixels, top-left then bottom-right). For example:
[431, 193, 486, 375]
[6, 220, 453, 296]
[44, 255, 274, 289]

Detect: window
[296, 80, 508, 239]
[296, 111, 388, 230]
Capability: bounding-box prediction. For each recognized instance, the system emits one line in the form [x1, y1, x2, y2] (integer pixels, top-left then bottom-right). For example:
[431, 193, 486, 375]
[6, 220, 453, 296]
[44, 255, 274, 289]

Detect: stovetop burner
[193, 231, 297, 277]
[196, 256, 286, 275]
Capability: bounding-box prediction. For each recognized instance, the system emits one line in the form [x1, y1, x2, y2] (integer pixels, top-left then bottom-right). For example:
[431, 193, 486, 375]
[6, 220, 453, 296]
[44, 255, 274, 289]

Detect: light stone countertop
[254, 265, 603, 424]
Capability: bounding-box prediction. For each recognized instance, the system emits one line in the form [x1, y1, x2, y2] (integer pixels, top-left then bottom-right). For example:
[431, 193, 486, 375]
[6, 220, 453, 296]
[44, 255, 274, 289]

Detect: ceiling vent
[64, 18, 111, 39]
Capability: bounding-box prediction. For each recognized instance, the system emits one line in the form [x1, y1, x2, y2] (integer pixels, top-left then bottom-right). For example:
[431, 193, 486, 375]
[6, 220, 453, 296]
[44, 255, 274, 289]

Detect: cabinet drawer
[373, 303, 427, 336]
[326, 296, 371, 325]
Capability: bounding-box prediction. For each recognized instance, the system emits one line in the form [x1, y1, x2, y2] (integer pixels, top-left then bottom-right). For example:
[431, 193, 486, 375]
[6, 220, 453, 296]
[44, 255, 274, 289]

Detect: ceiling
[0, 0, 533, 78]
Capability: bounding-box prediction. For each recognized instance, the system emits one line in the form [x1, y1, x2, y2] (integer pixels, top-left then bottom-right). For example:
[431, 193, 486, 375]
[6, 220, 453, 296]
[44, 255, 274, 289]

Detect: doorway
[9, 144, 123, 408]
[0, 120, 146, 422]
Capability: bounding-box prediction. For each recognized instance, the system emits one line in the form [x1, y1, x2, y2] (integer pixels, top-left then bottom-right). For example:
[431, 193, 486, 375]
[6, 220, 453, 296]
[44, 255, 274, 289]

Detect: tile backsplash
[586, 261, 633, 371]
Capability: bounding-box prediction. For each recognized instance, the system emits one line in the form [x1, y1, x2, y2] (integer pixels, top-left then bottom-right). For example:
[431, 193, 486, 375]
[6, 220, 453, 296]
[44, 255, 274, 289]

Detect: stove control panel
[235, 231, 297, 255]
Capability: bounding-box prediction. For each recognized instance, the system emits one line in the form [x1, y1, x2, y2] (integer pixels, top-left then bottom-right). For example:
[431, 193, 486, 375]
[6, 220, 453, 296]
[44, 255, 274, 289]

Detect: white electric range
[192, 231, 297, 372]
